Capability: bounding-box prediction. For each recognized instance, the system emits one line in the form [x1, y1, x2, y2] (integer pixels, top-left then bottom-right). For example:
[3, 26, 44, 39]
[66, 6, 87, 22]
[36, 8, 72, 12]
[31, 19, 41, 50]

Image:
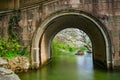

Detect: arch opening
[31, 9, 112, 70]
[51, 28, 92, 56]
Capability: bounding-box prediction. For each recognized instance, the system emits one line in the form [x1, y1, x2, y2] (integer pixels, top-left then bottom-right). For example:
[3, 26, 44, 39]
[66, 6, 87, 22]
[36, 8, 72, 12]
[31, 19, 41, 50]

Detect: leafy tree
[53, 28, 92, 52]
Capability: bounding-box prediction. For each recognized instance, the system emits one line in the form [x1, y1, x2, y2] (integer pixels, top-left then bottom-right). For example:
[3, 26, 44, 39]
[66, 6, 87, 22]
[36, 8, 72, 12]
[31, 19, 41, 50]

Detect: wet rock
[75, 50, 84, 55]
[86, 50, 92, 53]
[0, 67, 20, 80]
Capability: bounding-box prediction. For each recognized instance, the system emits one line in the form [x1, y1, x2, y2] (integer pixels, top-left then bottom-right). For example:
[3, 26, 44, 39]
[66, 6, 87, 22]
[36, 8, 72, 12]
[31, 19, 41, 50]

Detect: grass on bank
[52, 40, 87, 56]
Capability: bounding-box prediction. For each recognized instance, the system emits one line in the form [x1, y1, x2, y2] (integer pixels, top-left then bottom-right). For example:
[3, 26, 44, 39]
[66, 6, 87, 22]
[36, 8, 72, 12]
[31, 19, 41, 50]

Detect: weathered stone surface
[8, 56, 30, 73]
[0, 67, 20, 80]
[0, 67, 13, 76]
[0, 57, 8, 68]
[0, 57, 8, 66]
[0, 74, 20, 80]
[0, 0, 120, 70]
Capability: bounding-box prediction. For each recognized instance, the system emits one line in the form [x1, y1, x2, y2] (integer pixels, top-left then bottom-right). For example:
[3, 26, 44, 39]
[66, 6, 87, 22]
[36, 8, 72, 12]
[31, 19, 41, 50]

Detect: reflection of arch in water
[31, 9, 112, 70]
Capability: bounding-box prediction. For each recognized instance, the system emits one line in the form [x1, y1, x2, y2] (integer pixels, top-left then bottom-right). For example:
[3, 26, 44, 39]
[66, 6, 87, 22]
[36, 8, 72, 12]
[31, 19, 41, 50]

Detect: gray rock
[0, 68, 20, 80]
[0, 67, 13, 76]
[0, 58, 8, 66]
[0, 74, 20, 80]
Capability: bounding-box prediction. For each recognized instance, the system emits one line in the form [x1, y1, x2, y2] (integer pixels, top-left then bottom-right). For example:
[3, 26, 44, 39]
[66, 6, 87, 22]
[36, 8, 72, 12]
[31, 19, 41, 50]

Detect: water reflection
[18, 53, 120, 80]
[76, 52, 94, 80]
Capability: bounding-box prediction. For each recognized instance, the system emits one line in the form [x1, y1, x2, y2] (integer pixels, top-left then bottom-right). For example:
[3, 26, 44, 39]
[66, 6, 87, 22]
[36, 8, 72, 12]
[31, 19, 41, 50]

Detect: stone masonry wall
[0, 0, 120, 69]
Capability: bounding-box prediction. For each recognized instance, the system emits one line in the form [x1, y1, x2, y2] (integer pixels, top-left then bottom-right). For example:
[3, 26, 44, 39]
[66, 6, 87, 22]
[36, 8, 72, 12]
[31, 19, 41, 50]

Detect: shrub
[0, 37, 27, 59]
[52, 40, 77, 55]
[79, 46, 87, 51]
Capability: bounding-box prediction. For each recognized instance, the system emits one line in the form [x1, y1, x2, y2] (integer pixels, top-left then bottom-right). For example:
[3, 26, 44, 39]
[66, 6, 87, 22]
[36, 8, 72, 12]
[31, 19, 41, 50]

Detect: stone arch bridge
[0, 0, 120, 70]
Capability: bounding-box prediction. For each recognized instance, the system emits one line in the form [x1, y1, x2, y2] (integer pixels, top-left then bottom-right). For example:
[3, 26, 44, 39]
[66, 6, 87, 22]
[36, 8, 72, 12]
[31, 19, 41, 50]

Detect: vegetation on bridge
[0, 37, 27, 59]
[0, 11, 27, 59]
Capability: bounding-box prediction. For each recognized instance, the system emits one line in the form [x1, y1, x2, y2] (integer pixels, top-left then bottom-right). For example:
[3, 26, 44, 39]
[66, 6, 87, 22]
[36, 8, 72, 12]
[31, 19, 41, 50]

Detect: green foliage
[18, 47, 28, 56]
[8, 11, 22, 42]
[0, 37, 27, 59]
[8, 15, 18, 39]
[52, 40, 77, 56]
[79, 46, 87, 51]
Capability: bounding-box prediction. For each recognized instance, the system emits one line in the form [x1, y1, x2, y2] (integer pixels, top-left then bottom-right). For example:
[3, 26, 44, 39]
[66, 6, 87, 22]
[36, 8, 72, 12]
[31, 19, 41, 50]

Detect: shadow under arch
[31, 9, 112, 70]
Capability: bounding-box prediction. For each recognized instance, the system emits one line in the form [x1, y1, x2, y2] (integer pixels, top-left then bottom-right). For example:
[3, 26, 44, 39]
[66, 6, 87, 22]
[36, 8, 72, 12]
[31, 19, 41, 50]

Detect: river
[18, 53, 120, 80]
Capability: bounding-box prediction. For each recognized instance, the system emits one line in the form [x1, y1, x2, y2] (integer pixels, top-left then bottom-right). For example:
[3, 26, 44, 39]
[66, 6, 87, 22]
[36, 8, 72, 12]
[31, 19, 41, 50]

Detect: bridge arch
[31, 9, 112, 69]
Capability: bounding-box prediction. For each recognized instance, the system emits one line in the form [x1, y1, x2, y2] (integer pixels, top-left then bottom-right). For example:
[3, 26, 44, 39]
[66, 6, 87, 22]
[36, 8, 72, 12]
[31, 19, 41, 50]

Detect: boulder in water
[75, 50, 84, 55]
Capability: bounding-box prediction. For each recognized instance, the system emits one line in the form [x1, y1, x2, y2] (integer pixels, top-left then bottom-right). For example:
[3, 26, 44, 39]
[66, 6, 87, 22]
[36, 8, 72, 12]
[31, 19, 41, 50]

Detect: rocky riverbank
[0, 56, 30, 80]
[7, 56, 30, 73]
[0, 56, 30, 73]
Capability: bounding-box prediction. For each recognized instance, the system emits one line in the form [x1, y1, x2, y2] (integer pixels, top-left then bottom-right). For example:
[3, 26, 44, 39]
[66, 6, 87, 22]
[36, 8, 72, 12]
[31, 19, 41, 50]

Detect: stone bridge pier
[0, 0, 120, 70]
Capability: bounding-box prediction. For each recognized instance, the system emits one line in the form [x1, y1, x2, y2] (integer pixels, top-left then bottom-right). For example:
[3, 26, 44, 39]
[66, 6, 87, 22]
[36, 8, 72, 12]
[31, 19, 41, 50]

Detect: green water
[18, 53, 120, 80]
